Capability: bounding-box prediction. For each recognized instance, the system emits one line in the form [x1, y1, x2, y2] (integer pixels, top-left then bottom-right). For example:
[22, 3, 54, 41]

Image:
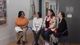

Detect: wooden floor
[9, 30, 44, 45]
[8, 30, 80, 45]
[9, 42, 80, 45]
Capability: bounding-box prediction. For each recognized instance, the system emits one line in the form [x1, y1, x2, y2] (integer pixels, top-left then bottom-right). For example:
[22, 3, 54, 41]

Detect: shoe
[22, 41, 26, 45]
[17, 40, 21, 44]
[34, 43, 39, 45]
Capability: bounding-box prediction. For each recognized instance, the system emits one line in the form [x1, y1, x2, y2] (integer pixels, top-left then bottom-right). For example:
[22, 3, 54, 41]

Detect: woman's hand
[51, 28, 57, 33]
[47, 16, 51, 21]
[45, 28, 48, 31]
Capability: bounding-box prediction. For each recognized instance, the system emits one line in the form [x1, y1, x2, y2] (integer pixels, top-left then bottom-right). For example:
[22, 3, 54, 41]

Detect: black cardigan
[58, 18, 68, 37]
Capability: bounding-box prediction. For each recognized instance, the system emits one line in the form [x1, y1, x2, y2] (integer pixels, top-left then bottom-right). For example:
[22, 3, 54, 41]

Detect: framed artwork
[50, 5, 52, 9]
[29, 0, 39, 20]
[50, 0, 57, 14]
[45, 2, 49, 15]
[0, 0, 6, 25]
[32, 0, 35, 16]
[29, 0, 36, 20]
[45, 1, 57, 14]
[45, 2, 49, 8]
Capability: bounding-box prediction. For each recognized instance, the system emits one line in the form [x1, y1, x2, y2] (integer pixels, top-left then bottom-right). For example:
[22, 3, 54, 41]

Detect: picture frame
[0, 0, 6, 25]
[45, 2, 49, 15]
[29, 0, 36, 20]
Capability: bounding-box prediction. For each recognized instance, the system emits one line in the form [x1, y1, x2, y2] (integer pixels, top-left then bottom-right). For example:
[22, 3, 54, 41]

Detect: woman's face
[47, 10, 52, 16]
[21, 12, 25, 18]
[36, 13, 39, 18]
[58, 12, 62, 18]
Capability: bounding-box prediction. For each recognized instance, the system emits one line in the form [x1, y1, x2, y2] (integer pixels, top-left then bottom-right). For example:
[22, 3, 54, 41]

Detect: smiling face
[47, 10, 52, 16]
[20, 12, 25, 18]
[58, 12, 62, 18]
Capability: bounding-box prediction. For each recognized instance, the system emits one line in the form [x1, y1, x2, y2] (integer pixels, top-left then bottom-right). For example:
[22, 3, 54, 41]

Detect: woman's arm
[32, 18, 36, 31]
[24, 17, 29, 27]
[49, 17, 57, 32]
[42, 16, 47, 27]
[49, 17, 56, 29]
[38, 18, 43, 30]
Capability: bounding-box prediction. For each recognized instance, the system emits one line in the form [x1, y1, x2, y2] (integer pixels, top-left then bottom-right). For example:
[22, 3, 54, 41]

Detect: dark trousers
[32, 30, 41, 45]
[44, 29, 53, 42]
[41, 28, 51, 42]
[41, 28, 57, 42]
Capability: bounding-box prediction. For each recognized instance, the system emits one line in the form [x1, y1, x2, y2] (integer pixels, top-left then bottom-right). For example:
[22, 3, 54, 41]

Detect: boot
[53, 42, 58, 45]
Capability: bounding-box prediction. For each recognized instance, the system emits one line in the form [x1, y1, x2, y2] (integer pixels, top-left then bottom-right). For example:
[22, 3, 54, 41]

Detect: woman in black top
[58, 11, 68, 37]
[58, 11, 68, 44]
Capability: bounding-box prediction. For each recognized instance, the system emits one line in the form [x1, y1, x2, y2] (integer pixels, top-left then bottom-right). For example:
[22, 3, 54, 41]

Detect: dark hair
[18, 11, 25, 17]
[60, 11, 65, 18]
[37, 12, 42, 18]
[48, 9, 55, 18]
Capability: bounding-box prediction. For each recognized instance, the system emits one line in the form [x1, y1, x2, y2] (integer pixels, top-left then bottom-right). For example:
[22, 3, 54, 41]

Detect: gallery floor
[8, 30, 80, 45]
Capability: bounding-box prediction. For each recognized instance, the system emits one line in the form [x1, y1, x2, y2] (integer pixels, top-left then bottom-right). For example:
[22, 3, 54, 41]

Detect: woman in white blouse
[32, 12, 43, 45]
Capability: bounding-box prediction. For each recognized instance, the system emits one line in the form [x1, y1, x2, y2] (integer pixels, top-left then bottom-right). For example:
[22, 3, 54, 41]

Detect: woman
[32, 12, 43, 45]
[42, 9, 58, 45]
[15, 11, 29, 45]
[57, 11, 68, 44]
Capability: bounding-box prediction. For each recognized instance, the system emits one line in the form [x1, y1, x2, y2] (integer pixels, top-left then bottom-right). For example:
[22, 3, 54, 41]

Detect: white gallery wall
[0, 0, 31, 45]
[7, 0, 31, 42]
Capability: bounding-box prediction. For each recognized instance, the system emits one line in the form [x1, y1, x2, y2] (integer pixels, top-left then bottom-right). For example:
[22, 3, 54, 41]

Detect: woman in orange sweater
[15, 11, 29, 45]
